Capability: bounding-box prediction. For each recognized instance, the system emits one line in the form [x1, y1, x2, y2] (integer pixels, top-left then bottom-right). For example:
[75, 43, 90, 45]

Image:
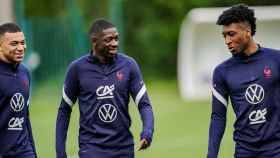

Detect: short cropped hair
[88, 19, 115, 37]
[0, 23, 22, 37]
[216, 4, 256, 36]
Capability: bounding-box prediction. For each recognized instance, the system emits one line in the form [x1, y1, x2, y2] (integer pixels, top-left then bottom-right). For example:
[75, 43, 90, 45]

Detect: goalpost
[178, 6, 280, 101]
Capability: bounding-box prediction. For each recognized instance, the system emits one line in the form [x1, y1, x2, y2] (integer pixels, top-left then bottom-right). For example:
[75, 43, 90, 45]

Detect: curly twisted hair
[216, 4, 256, 36]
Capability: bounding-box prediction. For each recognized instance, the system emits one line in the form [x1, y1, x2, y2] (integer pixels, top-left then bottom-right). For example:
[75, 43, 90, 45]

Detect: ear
[242, 23, 252, 37]
[0, 38, 4, 49]
[91, 36, 98, 44]
[246, 28, 252, 36]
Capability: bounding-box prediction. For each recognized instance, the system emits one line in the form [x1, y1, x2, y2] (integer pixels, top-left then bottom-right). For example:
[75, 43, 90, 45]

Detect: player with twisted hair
[208, 4, 280, 158]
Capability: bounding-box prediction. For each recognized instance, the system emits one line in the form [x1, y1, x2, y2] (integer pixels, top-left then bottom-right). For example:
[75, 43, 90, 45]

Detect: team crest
[116, 71, 124, 81]
[263, 66, 272, 78]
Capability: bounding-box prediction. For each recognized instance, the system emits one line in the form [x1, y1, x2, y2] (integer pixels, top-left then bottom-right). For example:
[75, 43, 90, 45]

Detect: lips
[228, 46, 235, 52]
[16, 53, 24, 57]
[109, 48, 117, 54]
[15, 53, 24, 59]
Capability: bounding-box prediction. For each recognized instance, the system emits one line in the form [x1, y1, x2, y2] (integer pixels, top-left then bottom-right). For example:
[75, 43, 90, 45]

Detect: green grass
[29, 79, 235, 158]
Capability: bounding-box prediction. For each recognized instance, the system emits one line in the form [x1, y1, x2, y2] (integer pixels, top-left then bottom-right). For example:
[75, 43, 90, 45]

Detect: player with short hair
[0, 22, 37, 158]
[56, 19, 154, 158]
[207, 4, 280, 158]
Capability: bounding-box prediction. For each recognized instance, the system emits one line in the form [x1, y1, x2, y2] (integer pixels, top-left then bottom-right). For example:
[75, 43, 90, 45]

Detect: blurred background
[1, 0, 280, 157]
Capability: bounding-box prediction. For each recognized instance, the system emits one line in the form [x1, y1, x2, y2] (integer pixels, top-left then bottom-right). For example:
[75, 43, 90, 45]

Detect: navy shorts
[79, 145, 134, 158]
[235, 143, 280, 158]
[1, 154, 36, 158]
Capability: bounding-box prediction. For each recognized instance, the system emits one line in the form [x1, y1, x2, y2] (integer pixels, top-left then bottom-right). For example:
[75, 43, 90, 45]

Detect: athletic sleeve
[129, 58, 154, 144]
[207, 67, 228, 158]
[26, 110, 37, 158]
[56, 63, 79, 158]
[26, 69, 37, 158]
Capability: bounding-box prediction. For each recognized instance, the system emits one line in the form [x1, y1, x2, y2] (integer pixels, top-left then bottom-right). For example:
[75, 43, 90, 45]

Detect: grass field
[29, 79, 235, 158]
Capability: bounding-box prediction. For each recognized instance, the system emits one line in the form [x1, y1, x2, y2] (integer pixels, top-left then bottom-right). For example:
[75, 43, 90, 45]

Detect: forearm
[208, 66, 228, 158]
[139, 102, 154, 143]
[207, 115, 226, 158]
[26, 114, 37, 158]
[56, 101, 72, 158]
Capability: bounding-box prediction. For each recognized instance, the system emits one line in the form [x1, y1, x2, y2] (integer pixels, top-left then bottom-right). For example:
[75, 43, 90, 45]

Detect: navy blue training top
[208, 47, 280, 157]
[56, 52, 154, 158]
[0, 60, 36, 157]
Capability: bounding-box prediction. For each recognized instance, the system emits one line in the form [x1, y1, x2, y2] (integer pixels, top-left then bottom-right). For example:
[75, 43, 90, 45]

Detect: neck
[92, 50, 111, 64]
[243, 39, 258, 56]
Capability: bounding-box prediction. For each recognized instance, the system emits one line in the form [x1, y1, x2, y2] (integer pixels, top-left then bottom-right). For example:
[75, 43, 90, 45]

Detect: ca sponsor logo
[96, 85, 115, 99]
[8, 117, 24, 130]
[98, 104, 117, 123]
[245, 84, 264, 105]
[10, 93, 25, 112]
[249, 108, 267, 125]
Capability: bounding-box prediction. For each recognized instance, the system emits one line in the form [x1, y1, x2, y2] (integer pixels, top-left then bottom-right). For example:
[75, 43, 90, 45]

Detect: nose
[111, 39, 118, 48]
[17, 44, 26, 52]
[225, 35, 232, 45]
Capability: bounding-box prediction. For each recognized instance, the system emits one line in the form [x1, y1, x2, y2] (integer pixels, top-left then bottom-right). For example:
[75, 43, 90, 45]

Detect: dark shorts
[235, 143, 280, 158]
[1, 154, 36, 158]
[79, 145, 134, 158]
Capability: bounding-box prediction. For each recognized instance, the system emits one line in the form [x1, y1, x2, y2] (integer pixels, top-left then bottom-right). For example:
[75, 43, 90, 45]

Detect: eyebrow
[103, 33, 118, 39]
[222, 30, 234, 34]
[9, 40, 25, 44]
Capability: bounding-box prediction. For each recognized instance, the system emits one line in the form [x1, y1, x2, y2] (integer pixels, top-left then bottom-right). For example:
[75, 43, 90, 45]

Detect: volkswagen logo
[98, 104, 117, 123]
[245, 84, 264, 105]
[10, 93, 25, 112]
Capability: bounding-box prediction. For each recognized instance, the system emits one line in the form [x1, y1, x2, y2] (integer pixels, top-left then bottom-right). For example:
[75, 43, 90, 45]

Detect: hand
[138, 138, 150, 151]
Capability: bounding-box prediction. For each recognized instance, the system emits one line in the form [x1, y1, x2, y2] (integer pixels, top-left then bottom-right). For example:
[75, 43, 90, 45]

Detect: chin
[109, 52, 117, 57]
[110, 50, 117, 54]
[15, 59, 23, 63]
[230, 51, 237, 54]
[229, 48, 238, 54]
